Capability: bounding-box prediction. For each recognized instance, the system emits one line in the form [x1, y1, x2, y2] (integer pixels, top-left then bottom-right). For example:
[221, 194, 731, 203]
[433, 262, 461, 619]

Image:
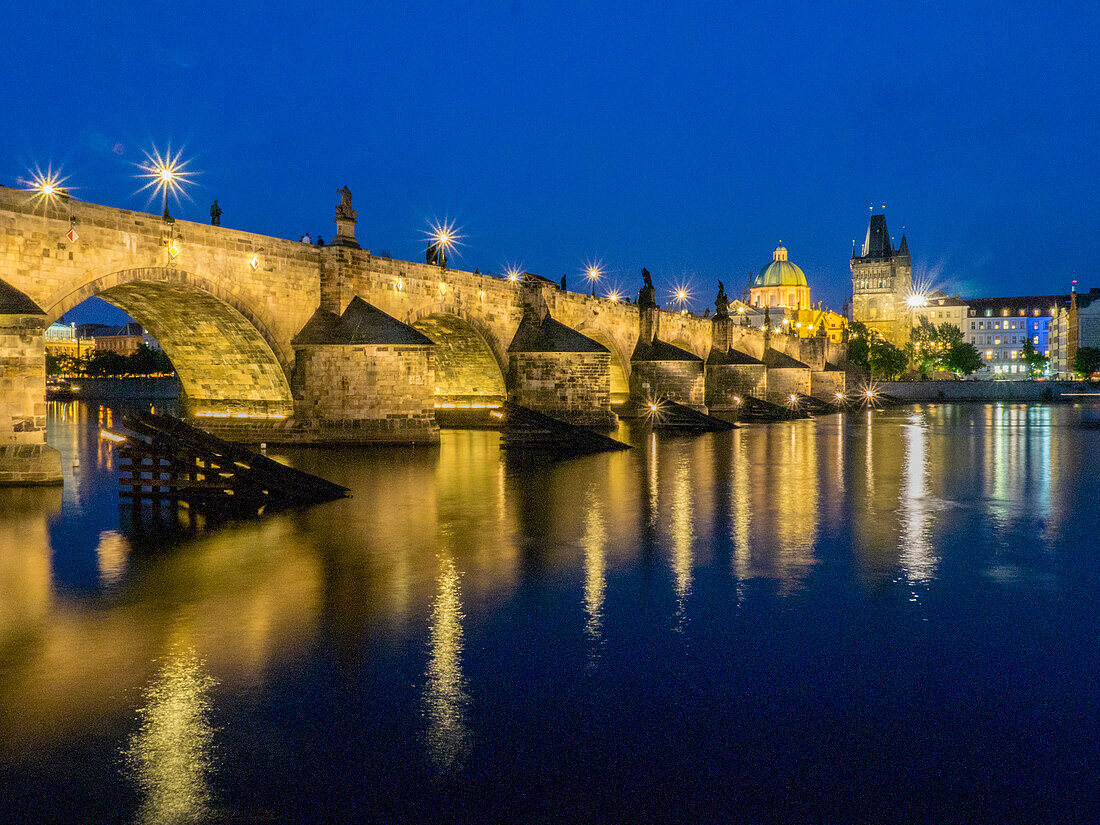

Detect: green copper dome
[753, 245, 808, 288]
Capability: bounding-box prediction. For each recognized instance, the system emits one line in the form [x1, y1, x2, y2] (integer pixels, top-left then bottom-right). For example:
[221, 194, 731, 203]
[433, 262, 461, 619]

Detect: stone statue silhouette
[209, 200, 222, 226]
[714, 280, 729, 319]
[560, 274, 567, 291]
[426, 243, 439, 266]
[638, 267, 657, 310]
[335, 186, 357, 221]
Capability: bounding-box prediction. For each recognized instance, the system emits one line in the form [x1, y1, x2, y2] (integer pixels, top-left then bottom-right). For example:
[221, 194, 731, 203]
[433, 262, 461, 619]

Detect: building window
[971, 322, 976, 330]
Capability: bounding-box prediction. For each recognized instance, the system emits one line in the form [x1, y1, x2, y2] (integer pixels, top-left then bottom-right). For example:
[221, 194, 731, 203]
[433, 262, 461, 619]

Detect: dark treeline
[48, 344, 175, 378]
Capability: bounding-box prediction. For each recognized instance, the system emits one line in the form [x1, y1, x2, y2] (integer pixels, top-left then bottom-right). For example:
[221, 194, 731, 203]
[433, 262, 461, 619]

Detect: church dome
[753, 245, 808, 288]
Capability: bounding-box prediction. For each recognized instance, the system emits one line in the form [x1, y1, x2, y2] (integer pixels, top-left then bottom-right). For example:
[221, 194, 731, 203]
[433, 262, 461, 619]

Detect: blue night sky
[3, 0, 1096, 324]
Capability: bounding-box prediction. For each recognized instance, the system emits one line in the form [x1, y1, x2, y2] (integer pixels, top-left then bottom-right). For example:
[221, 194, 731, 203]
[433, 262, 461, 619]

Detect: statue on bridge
[714, 280, 729, 319]
[637, 268, 657, 310]
[560, 274, 567, 291]
[335, 186, 357, 222]
[209, 200, 222, 226]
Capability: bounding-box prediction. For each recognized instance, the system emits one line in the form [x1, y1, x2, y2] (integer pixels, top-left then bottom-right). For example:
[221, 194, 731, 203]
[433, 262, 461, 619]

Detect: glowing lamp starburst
[583, 259, 604, 295]
[605, 288, 624, 303]
[670, 283, 693, 310]
[136, 145, 196, 212]
[25, 165, 70, 209]
[425, 218, 463, 262]
[905, 292, 929, 310]
[504, 264, 523, 283]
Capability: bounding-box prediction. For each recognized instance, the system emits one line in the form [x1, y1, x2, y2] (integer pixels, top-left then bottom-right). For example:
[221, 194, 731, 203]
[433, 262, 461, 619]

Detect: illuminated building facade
[849, 213, 912, 346]
[964, 294, 1067, 375]
[745, 244, 846, 343]
[1050, 287, 1100, 377]
[749, 245, 811, 310]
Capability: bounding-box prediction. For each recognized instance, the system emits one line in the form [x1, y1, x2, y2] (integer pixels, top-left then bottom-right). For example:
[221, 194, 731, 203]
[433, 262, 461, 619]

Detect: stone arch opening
[671, 337, 706, 360]
[48, 271, 293, 418]
[410, 312, 507, 406]
[575, 326, 630, 405]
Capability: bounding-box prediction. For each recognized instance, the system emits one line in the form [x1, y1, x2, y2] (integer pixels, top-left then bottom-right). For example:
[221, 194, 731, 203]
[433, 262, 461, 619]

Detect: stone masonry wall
[630, 361, 706, 410]
[292, 344, 439, 443]
[0, 313, 61, 483]
[508, 351, 615, 427]
[765, 367, 811, 405]
[810, 370, 847, 401]
[706, 364, 767, 408]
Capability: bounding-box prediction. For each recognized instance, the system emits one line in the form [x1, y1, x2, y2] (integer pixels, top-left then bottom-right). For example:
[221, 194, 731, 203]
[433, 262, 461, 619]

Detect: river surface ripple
[1, 400, 1098, 823]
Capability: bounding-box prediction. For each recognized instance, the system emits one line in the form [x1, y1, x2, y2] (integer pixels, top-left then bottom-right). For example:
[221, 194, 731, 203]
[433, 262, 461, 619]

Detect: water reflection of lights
[773, 423, 819, 593]
[731, 430, 751, 582]
[646, 432, 659, 527]
[581, 489, 607, 657]
[424, 556, 470, 771]
[125, 648, 217, 825]
[670, 454, 695, 610]
[899, 417, 938, 586]
[95, 530, 129, 586]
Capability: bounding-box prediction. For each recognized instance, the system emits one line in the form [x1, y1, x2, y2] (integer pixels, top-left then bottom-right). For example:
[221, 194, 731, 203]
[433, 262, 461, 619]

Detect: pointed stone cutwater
[289, 296, 439, 443]
[499, 402, 630, 455]
[507, 313, 617, 428]
[762, 348, 812, 409]
[628, 268, 706, 413]
[0, 280, 62, 485]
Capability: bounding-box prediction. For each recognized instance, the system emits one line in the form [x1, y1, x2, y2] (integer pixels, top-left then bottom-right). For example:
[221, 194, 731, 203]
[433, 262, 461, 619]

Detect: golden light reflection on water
[125, 647, 217, 825]
[899, 416, 938, 585]
[669, 453, 695, 608]
[2, 401, 1084, 772]
[423, 555, 470, 772]
[581, 487, 607, 655]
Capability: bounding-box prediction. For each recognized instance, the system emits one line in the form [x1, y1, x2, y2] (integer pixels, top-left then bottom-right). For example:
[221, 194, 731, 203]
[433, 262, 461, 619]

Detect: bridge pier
[628, 305, 707, 411]
[506, 307, 617, 428]
[706, 315, 767, 416]
[285, 297, 440, 444]
[762, 348, 812, 406]
[0, 285, 62, 485]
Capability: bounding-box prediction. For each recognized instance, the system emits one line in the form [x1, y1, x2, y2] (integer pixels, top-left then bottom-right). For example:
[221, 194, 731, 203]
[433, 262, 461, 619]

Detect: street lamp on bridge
[137, 145, 194, 221]
[584, 260, 603, 296]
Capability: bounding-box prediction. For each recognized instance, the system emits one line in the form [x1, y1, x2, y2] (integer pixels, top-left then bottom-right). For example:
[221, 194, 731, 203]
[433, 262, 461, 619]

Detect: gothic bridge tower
[849, 213, 911, 346]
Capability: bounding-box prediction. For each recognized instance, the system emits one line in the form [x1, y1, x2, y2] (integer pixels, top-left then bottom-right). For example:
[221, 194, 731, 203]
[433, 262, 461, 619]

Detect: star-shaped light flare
[24, 164, 70, 209]
[503, 263, 524, 282]
[136, 145, 196, 210]
[670, 282, 694, 310]
[424, 218, 464, 261]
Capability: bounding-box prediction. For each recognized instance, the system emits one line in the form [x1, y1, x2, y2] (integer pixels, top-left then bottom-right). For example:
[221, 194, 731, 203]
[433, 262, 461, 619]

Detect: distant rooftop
[965, 294, 1070, 317]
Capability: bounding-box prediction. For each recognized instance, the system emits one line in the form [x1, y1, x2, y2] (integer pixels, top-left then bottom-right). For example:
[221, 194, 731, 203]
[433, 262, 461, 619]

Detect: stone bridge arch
[574, 322, 632, 405]
[46, 267, 294, 418]
[405, 305, 508, 406]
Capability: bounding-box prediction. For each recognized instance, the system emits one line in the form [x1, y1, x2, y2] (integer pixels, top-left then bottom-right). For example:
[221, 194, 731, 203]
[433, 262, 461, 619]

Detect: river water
[1, 401, 1098, 823]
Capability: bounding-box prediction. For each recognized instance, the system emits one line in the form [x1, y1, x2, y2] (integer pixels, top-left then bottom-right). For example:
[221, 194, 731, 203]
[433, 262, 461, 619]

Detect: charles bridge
[0, 184, 848, 483]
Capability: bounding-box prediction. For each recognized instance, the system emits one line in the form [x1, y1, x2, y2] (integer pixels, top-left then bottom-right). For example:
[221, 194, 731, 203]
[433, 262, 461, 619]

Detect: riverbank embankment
[878, 379, 1098, 402]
